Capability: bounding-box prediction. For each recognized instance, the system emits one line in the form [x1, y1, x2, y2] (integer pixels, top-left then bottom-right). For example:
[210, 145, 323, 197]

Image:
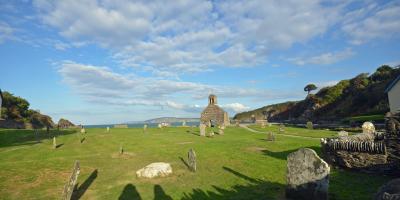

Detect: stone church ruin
[200, 94, 230, 127]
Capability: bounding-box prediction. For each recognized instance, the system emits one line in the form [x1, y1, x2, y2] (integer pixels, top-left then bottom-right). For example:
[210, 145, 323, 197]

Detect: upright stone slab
[199, 123, 206, 136]
[143, 124, 147, 133]
[267, 132, 275, 141]
[106, 126, 110, 132]
[53, 137, 57, 149]
[219, 126, 225, 135]
[306, 121, 313, 129]
[261, 121, 266, 128]
[188, 149, 196, 172]
[61, 160, 80, 200]
[374, 178, 400, 200]
[182, 121, 186, 127]
[279, 124, 285, 132]
[286, 148, 330, 200]
[80, 128, 85, 134]
[158, 124, 162, 129]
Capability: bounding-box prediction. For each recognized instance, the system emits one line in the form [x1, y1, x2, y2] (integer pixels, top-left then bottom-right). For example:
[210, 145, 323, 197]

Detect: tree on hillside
[304, 84, 317, 95]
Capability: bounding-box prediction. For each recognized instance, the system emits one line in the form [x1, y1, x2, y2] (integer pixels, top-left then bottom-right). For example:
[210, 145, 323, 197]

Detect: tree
[304, 84, 317, 95]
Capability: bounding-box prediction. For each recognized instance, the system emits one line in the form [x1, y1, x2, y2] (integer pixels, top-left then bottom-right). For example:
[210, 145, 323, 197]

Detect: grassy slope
[0, 127, 390, 199]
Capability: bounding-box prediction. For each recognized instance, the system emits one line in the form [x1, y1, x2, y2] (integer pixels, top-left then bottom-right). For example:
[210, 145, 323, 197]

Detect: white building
[385, 76, 400, 113]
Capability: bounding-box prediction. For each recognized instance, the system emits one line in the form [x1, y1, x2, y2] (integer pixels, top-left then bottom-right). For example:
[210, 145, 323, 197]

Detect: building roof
[385, 75, 400, 93]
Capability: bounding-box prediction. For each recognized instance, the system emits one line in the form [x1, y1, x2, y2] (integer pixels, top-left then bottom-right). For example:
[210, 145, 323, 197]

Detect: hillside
[144, 117, 200, 124]
[234, 65, 400, 123]
[0, 91, 71, 129]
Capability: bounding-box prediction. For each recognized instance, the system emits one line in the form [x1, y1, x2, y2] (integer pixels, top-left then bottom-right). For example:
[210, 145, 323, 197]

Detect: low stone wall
[321, 138, 389, 173]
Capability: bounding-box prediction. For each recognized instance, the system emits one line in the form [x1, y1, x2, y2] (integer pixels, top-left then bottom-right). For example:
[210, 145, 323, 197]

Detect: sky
[0, 0, 400, 125]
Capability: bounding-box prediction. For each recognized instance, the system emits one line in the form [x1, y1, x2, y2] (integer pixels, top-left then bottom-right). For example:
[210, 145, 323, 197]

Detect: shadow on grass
[179, 156, 190, 170]
[182, 166, 284, 200]
[119, 184, 142, 200]
[154, 185, 173, 200]
[262, 146, 321, 160]
[56, 143, 64, 149]
[186, 130, 200, 136]
[72, 169, 98, 200]
[0, 129, 77, 148]
[80, 137, 85, 143]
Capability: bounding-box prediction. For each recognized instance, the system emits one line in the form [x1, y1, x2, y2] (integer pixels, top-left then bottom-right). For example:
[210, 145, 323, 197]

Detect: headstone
[267, 132, 275, 141]
[286, 148, 330, 200]
[199, 123, 206, 136]
[362, 122, 375, 134]
[279, 124, 285, 132]
[120, 144, 123, 155]
[61, 160, 80, 200]
[374, 178, 400, 200]
[306, 121, 313, 129]
[143, 124, 147, 133]
[209, 130, 215, 137]
[106, 126, 110, 132]
[261, 121, 266, 128]
[136, 162, 172, 178]
[80, 128, 85, 134]
[53, 137, 57, 149]
[182, 121, 186, 127]
[338, 130, 348, 137]
[158, 124, 162, 129]
[218, 126, 225, 135]
[188, 149, 196, 172]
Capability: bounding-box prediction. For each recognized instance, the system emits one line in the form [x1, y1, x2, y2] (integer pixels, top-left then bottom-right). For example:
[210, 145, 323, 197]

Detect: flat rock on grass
[136, 162, 172, 178]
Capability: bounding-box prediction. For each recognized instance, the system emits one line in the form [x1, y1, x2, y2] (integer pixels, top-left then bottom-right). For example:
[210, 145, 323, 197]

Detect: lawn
[0, 126, 390, 199]
[248, 124, 340, 138]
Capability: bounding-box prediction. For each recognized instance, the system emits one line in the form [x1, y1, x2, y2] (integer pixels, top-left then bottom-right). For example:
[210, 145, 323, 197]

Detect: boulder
[338, 131, 348, 137]
[136, 162, 172, 178]
[286, 148, 330, 200]
[374, 178, 400, 200]
[362, 122, 375, 134]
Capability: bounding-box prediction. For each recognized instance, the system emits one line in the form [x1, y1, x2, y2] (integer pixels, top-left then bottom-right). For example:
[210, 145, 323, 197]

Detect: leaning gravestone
[286, 148, 330, 200]
[53, 137, 57, 149]
[188, 149, 196, 172]
[61, 160, 80, 200]
[199, 123, 206, 136]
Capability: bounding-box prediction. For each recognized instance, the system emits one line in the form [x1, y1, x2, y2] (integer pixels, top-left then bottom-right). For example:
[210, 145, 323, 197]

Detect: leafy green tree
[304, 84, 317, 95]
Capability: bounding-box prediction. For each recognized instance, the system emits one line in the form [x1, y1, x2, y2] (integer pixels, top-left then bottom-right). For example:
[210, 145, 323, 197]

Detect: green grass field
[0, 126, 390, 199]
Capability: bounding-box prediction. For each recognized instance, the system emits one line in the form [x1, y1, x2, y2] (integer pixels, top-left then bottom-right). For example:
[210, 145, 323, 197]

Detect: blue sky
[0, 0, 399, 125]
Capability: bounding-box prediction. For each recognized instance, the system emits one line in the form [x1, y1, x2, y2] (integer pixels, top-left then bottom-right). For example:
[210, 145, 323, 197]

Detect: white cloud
[342, 2, 400, 44]
[221, 103, 251, 113]
[0, 21, 15, 43]
[288, 48, 355, 66]
[58, 61, 302, 113]
[34, 0, 343, 75]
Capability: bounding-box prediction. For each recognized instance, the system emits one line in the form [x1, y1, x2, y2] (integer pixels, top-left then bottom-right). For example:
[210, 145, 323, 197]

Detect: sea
[84, 121, 200, 128]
